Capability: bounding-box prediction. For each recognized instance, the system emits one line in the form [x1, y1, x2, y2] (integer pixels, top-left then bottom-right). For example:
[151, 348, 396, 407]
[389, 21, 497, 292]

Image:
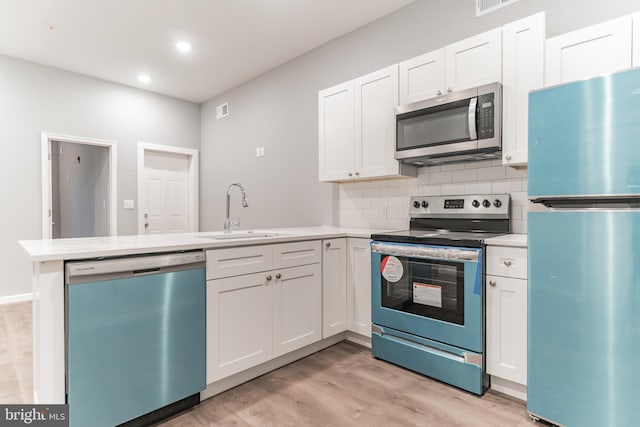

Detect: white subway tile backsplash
[420, 184, 441, 196]
[477, 166, 506, 181]
[491, 180, 510, 193]
[506, 167, 527, 178]
[452, 169, 477, 183]
[441, 183, 466, 195]
[464, 181, 492, 194]
[338, 163, 529, 232]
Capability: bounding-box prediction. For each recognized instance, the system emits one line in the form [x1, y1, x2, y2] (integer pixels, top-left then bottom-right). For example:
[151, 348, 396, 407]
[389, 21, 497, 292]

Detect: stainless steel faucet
[224, 183, 249, 233]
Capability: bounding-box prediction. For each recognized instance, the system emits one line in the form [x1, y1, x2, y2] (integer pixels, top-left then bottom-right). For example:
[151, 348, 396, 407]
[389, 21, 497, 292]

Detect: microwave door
[395, 97, 478, 161]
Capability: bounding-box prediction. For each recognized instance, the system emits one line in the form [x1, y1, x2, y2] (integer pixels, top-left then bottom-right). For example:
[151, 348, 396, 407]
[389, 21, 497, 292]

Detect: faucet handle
[230, 218, 241, 230]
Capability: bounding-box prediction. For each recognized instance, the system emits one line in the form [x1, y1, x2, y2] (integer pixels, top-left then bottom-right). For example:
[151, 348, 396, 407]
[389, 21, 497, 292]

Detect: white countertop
[20, 226, 378, 262]
[484, 233, 527, 248]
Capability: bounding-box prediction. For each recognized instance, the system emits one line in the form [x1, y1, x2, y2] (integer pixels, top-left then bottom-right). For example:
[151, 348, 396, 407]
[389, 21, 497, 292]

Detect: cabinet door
[545, 16, 632, 86]
[354, 65, 400, 179]
[633, 12, 640, 67]
[318, 81, 355, 182]
[322, 239, 347, 338]
[486, 275, 527, 385]
[501, 13, 545, 167]
[445, 28, 502, 91]
[398, 49, 445, 104]
[273, 263, 322, 357]
[206, 272, 272, 383]
[347, 238, 372, 337]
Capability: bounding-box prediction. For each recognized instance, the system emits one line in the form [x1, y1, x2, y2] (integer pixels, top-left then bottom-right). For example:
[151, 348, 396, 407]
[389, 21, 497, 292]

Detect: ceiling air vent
[216, 102, 229, 119]
[476, 0, 521, 17]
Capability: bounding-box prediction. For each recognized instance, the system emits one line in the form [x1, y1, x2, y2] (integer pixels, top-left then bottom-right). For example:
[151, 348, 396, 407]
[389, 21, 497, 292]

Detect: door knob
[437, 90, 442, 96]
[447, 87, 452, 93]
[489, 280, 496, 287]
[266, 275, 272, 281]
[325, 242, 331, 248]
[503, 260, 512, 266]
[275, 273, 282, 279]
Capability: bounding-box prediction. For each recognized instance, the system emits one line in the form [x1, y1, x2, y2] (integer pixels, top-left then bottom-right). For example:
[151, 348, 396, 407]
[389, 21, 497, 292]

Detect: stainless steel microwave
[395, 82, 502, 166]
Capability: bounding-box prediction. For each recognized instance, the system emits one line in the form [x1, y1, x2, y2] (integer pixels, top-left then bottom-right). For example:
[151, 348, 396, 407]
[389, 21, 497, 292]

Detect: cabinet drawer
[486, 246, 527, 279]
[206, 245, 273, 280]
[273, 240, 321, 269]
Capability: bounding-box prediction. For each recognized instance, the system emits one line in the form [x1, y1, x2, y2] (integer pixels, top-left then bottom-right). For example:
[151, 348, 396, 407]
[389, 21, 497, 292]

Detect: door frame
[137, 142, 199, 234]
[41, 132, 118, 239]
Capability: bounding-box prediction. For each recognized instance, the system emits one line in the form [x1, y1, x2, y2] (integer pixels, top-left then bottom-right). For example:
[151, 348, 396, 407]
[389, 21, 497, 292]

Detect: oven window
[381, 256, 465, 325]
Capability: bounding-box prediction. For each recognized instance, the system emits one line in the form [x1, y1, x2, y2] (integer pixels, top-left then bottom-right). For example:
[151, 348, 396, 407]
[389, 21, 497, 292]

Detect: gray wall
[0, 55, 200, 298]
[55, 141, 109, 238]
[199, 0, 640, 230]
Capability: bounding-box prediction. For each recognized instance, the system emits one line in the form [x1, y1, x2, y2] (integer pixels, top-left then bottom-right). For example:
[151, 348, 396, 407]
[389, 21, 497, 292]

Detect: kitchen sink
[199, 231, 280, 240]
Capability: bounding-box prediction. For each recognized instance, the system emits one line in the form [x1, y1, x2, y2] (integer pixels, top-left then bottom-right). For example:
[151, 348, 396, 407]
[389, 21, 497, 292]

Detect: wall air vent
[476, 0, 521, 17]
[216, 102, 229, 119]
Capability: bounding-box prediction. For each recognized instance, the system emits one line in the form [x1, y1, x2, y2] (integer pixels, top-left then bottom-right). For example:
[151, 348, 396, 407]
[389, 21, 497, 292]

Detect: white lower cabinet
[347, 238, 371, 337]
[322, 238, 347, 338]
[206, 271, 273, 384]
[273, 263, 322, 357]
[206, 241, 321, 384]
[486, 243, 528, 400]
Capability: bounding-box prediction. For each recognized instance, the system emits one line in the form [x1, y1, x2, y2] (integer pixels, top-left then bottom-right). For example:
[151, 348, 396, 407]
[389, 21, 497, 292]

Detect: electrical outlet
[123, 200, 135, 210]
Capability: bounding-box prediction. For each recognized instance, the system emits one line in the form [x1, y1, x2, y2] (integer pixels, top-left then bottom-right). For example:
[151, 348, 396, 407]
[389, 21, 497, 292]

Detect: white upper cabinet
[354, 65, 402, 179]
[399, 49, 445, 104]
[545, 15, 632, 86]
[318, 81, 355, 182]
[398, 28, 502, 105]
[445, 28, 502, 92]
[633, 12, 640, 67]
[501, 12, 545, 167]
[318, 66, 416, 183]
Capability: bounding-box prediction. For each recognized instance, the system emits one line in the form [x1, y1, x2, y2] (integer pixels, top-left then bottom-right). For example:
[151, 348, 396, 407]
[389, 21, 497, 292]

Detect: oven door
[371, 241, 483, 353]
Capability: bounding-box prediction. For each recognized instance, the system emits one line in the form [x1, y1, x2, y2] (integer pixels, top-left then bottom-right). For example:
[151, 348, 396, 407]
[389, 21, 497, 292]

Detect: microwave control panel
[477, 93, 494, 140]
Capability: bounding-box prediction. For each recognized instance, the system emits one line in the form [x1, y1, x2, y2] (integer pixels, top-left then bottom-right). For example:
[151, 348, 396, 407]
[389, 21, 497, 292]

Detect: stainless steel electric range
[370, 194, 510, 395]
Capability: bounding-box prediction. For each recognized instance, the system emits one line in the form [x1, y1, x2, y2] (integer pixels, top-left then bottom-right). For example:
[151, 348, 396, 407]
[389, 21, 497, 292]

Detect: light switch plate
[123, 200, 135, 210]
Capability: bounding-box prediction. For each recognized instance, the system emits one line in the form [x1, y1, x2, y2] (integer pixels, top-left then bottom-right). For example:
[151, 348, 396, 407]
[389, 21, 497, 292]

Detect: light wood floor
[0, 302, 531, 426]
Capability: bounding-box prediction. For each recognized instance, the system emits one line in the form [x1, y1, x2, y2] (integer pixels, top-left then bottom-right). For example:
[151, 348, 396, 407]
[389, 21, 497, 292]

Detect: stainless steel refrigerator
[528, 67, 640, 427]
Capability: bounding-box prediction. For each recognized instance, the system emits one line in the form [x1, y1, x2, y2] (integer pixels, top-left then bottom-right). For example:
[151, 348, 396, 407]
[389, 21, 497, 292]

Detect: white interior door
[143, 150, 190, 234]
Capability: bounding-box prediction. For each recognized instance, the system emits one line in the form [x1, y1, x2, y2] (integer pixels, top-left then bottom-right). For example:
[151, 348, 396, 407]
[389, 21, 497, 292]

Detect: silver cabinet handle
[503, 260, 512, 266]
[489, 280, 496, 287]
[505, 154, 512, 161]
[325, 242, 331, 248]
[437, 90, 442, 96]
[266, 275, 272, 281]
[275, 273, 282, 279]
[354, 171, 360, 176]
[447, 87, 452, 93]
[348, 172, 353, 177]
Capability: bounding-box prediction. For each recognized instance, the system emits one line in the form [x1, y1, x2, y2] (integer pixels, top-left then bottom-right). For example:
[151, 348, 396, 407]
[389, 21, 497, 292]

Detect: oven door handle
[371, 242, 479, 262]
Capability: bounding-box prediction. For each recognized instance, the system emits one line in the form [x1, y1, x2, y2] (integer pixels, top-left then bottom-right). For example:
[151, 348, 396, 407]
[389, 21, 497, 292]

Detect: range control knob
[413, 201, 421, 208]
[472, 199, 480, 208]
[421, 201, 429, 208]
[493, 199, 502, 208]
[482, 199, 491, 208]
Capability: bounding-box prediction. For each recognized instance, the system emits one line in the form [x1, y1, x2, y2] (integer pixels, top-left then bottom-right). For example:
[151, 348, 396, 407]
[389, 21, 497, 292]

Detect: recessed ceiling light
[138, 74, 151, 84]
[176, 41, 192, 53]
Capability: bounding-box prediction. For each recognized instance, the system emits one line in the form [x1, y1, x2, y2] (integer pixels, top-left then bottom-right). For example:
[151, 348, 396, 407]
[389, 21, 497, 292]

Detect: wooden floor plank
[0, 302, 530, 426]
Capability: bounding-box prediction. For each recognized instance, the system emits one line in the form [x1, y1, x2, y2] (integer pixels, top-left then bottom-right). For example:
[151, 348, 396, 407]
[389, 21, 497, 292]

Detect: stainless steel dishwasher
[65, 251, 206, 427]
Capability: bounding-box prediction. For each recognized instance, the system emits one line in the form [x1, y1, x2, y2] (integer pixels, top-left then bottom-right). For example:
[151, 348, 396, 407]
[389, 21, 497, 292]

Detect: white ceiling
[0, 0, 414, 103]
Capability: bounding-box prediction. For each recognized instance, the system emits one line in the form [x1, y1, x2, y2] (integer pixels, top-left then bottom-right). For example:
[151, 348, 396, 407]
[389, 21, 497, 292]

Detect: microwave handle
[468, 97, 477, 141]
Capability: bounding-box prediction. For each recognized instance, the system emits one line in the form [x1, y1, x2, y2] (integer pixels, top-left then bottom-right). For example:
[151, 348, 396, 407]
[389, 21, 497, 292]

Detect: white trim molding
[41, 132, 117, 239]
[137, 142, 199, 234]
[0, 292, 33, 305]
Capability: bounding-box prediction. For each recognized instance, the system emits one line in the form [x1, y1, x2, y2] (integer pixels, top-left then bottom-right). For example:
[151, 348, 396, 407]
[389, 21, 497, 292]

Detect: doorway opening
[137, 142, 199, 234]
[41, 132, 117, 239]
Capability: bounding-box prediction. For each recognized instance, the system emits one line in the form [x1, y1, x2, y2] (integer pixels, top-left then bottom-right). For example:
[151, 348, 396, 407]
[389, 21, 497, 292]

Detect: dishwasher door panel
[67, 268, 205, 427]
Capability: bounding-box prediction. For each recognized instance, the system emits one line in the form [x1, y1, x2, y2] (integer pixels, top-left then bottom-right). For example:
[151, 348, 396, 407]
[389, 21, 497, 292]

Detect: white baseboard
[490, 376, 527, 401]
[0, 292, 33, 305]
